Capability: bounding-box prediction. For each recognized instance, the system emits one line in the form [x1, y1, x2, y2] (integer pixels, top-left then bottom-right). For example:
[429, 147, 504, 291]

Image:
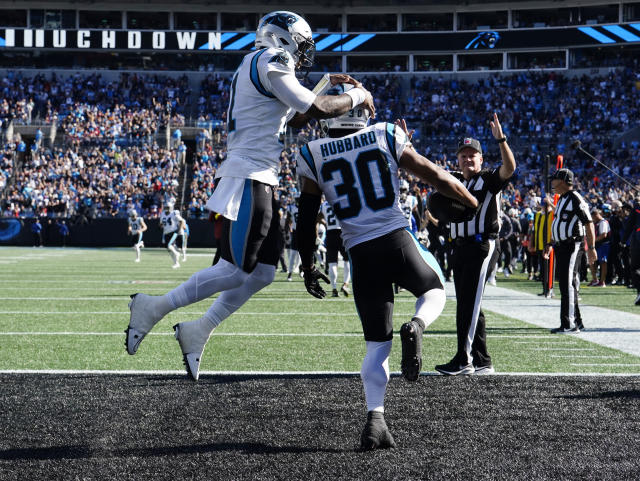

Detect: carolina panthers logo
[269, 53, 290, 67]
[0, 219, 22, 241]
[465, 31, 501, 49]
[262, 12, 298, 30]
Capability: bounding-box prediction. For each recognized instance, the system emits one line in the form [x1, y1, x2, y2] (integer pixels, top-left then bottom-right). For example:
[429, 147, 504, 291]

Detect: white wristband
[345, 87, 366, 108]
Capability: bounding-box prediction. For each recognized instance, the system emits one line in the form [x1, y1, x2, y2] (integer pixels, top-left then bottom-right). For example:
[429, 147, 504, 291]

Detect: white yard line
[451, 282, 640, 358]
[1, 369, 639, 377]
[0, 332, 573, 339]
[0, 311, 453, 317]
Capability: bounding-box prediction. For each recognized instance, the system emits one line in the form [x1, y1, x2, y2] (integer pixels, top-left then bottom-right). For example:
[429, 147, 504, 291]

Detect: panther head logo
[465, 31, 501, 50]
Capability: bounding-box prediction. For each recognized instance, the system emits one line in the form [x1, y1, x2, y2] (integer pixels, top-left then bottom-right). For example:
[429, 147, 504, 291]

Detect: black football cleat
[360, 411, 396, 451]
[400, 318, 423, 381]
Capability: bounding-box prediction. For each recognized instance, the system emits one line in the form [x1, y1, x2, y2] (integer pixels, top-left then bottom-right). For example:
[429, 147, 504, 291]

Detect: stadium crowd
[1, 69, 639, 246]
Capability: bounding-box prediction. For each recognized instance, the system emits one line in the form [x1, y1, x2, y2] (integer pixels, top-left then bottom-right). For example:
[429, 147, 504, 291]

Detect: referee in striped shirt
[435, 113, 515, 376]
[544, 168, 597, 333]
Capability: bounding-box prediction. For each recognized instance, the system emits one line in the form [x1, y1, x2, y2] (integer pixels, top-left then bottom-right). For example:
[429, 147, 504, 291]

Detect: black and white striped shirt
[450, 168, 507, 239]
[551, 190, 592, 242]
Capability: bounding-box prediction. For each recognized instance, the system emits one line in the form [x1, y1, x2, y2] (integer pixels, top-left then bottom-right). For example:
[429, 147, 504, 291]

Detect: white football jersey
[215, 47, 315, 186]
[320, 201, 341, 231]
[160, 210, 183, 235]
[129, 217, 143, 234]
[296, 122, 410, 250]
[288, 203, 299, 230]
[400, 194, 418, 221]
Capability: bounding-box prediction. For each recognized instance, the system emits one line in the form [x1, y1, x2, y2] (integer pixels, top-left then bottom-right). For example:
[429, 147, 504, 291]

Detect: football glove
[302, 266, 330, 299]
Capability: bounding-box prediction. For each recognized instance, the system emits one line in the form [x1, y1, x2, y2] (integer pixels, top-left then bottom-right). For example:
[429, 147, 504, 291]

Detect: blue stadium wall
[0, 218, 217, 248]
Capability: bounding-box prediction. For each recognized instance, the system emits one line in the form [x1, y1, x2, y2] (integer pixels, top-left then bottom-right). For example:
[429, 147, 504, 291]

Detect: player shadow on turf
[0, 442, 347, 461]
[0, 445, 92, 461]
[559, 389, 640, 400]
[112, 442, 348, 456]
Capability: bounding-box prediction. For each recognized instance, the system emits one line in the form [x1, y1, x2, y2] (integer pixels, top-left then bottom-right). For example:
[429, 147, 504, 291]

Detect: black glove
[302, 266, 330, 299]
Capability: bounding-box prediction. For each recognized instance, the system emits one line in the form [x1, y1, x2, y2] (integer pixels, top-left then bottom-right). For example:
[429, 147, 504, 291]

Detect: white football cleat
[124, 293, 164, 355]
[172, 262, 180, 269]
[173, 322, 208, 381]
[134, 258, 140, 263]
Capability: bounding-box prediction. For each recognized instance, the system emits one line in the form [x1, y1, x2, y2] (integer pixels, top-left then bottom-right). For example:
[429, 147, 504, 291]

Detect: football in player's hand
[428, 192, 477, 223]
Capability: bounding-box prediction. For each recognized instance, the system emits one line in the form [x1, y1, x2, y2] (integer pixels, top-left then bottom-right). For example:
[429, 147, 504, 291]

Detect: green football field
[0, 246, 638, 374]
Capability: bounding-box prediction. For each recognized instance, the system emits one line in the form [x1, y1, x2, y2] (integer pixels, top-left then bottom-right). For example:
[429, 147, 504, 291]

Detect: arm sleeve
[297, 192, 322, 269]
[295, 144, 319, 182]
[574, 193, 593, 224]
[268, 71, 317, 113]
[484, 168, 510, 194]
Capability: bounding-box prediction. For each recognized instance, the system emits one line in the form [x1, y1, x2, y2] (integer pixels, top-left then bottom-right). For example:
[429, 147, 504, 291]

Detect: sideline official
[435, 113, 515, 376]
[545, 168, 597, 333]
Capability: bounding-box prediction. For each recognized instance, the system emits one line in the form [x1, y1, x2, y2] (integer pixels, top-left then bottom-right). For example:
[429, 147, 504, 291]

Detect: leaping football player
[125, 11, 376, 384]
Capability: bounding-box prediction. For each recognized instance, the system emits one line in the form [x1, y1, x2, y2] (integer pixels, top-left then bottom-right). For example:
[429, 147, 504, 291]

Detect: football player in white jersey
[159, 202, 186, 268]
[125, 11, 376, 382]
[320, 200, 351, 297]
[294, 84, 478, 450]
[286, 197, 301, 281]
[181, 221, 189, 262]
[399, 179, 420, 232]
[127, 210, 147, 263]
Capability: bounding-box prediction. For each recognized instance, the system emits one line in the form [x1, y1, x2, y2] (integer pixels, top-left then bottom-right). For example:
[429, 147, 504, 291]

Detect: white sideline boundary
[452, 283, 640, 358]
[1, 369, 640, 377]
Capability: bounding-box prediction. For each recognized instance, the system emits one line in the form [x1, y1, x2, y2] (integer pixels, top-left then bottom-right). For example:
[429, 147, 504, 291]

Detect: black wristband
[497, 137, 507, 143]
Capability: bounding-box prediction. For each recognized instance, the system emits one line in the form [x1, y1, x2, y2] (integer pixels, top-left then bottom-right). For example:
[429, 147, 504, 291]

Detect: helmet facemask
[319, 83, 371, 137]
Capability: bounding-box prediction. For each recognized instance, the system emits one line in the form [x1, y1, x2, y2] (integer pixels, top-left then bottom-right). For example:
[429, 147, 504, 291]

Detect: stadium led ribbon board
[0, 25, 639, 52]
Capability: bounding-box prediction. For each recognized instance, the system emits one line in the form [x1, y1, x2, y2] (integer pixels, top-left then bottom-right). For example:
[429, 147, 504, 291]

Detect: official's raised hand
[302, 266, 330, 299]
[490, 112, 504, 139]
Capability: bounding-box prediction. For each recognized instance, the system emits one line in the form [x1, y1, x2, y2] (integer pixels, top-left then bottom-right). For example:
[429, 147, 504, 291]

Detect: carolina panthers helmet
[255, 11, 315, 69]
[319, 83, 371, 136]
[128, 210, 137, 219]
[164, 202, 174, 213]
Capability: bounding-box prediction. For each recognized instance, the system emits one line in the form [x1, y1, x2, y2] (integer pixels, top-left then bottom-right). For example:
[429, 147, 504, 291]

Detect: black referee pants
[555, 240, 582, 329]
[452, 239, 497, 367]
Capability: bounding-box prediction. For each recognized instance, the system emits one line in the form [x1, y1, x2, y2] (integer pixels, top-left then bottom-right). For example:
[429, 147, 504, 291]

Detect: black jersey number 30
[320, 149, 395, 220]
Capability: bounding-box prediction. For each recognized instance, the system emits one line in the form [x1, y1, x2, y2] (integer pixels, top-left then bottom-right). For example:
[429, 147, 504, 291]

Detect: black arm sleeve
[296, 192, 322, 270]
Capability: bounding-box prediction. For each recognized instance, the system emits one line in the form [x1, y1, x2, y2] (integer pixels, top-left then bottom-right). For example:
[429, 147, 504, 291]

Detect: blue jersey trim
[250, 50, 276, 99]
[231, 180, 254, 268]
[299, 144, 318, 181]
[405, 228, 445, 285]
[385, 123, 399, 165]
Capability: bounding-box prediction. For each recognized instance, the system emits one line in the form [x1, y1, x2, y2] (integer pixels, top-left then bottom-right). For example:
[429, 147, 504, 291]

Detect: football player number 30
[320, 149, 395, 220]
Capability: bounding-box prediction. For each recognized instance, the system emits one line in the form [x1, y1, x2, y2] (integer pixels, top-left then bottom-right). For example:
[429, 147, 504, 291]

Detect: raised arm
[490, 113, 516, 182]
[399, 147, 478, 210]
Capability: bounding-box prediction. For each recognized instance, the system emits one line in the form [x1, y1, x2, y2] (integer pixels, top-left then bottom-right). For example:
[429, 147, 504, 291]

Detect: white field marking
[513, 340, 572, 343]
[0, 297, 438, 304]
[475, 282, 640, 358]
[571, 363, 640, 367]
[0, 311, 454, 317]
[1, 369, 640, 377]
[525, 347, 597, 351]
[0, 332, 566, 339]
[550, 355, 622, 359]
